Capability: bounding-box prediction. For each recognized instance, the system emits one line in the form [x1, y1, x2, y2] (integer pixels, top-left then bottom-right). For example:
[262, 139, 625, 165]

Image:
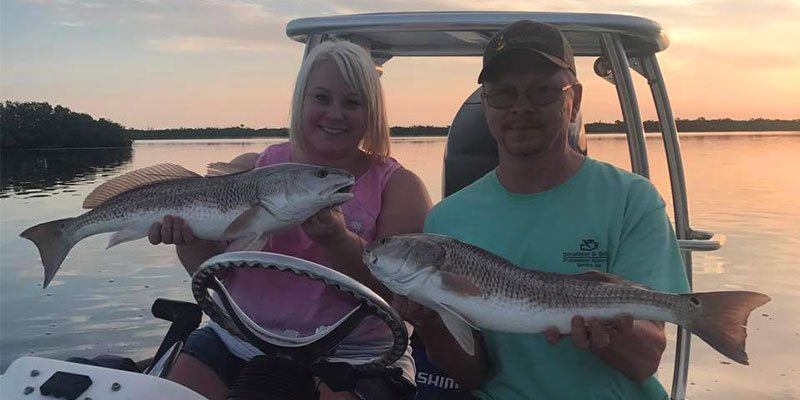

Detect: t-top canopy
[286, 12, 669, 60]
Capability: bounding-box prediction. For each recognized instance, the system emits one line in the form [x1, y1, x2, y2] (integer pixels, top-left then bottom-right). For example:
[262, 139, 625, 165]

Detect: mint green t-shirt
[424, 158, 690, 400]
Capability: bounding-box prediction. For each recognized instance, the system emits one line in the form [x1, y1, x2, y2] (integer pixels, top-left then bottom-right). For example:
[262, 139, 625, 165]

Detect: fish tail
[683, 291, 771, 365]
[19, 218, 78, 288]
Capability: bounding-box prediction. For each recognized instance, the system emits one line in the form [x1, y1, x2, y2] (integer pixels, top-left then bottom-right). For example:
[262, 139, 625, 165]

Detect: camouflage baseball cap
[478, 20, 576, 83]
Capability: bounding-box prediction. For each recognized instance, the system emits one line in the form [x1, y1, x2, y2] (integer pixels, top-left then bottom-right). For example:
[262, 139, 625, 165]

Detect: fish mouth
[362, 250, 378, 268]
[320, 178, 356, 204]
[367, 246, 414, 278]
[363, 250, 388, 280]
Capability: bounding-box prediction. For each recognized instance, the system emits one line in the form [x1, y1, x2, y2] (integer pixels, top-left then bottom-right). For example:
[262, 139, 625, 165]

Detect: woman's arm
[306, 168, 432, 300]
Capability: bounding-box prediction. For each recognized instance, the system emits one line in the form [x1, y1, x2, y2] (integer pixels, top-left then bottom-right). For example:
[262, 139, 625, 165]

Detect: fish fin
[20, 218, 78, 288]
[107, 230, 148, 249]
[684, 291, 771, 365]
[226, 232, 271, 252]
[223, 205, 272, 242]
[439, 302, 479, 330]
[206, 162, 253, 177]
[257, 232, 272, 251]
[440, 272, 483, 296]
[223, 205, 275, 251]
[83, 164, 200, 209]
[436, 306, 477, 356]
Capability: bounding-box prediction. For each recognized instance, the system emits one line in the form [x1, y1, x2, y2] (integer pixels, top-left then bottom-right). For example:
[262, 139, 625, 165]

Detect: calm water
[1, 133, 799, 399]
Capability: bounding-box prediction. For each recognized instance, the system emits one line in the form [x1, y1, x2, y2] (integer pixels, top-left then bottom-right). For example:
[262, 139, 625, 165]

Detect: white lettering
[444, 377, 455, 389]
[416, 372, 462, 389]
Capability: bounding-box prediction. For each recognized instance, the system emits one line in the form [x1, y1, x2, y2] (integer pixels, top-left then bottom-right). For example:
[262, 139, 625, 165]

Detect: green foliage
[0, 101, 132, 149]
[129, 127, 288, 140]
[127, 119, 800, 139]
[585, 118, 800, 133]
[3, 100, 797, 147]
[390, 125, 449, 137]
[127, 125, 451, 139]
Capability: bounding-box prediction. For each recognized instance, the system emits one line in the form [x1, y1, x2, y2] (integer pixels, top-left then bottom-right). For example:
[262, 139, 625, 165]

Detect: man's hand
[543, 314, 635, 349]
[393, 295, 489, 389]
[544, 314, 664, 382]
[392, 295, 440, 329]
[148, 215, 196, 246]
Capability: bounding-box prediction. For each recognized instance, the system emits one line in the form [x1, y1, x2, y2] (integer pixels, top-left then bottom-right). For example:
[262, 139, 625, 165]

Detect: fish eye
[315, 169, 329, 178]
[379, 237, 389, 245]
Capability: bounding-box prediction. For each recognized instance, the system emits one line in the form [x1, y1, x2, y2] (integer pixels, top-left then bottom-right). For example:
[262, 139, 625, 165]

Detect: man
[394, 20, 689, 399]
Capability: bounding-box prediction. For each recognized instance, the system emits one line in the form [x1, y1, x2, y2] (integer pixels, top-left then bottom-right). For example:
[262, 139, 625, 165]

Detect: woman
[149, 41, 431, 399]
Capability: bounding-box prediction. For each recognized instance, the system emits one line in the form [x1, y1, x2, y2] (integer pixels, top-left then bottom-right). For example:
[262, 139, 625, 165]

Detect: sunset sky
[2, 0, 798, 129]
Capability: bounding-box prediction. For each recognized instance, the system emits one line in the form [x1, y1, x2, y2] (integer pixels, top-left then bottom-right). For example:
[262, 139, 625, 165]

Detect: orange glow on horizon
[1, 2, 798, 129]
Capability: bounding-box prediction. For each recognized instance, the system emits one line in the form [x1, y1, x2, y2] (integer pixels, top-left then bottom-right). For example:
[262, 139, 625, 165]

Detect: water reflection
[1, 135, 798, 398]
[0, 148, 132, 198]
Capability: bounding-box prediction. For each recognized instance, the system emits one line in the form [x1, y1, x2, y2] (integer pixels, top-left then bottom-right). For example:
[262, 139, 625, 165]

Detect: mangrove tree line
[1, 101, 131, 149]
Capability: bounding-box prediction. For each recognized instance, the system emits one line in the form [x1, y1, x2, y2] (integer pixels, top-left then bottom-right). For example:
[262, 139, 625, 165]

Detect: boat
[1, 252, 411, 399]
[286, 12, 723, 398]
[0, 11, 724, 400]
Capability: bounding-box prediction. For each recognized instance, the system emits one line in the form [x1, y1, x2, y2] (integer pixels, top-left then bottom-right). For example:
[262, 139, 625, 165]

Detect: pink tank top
[223, 142, 402, 334]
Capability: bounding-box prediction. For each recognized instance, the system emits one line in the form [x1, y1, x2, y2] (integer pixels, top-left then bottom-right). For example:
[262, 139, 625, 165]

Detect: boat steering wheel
[191, 251, 410, 398]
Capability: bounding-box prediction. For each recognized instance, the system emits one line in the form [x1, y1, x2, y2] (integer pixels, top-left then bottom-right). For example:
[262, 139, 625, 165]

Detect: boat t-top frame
[286, 12, 726, 400]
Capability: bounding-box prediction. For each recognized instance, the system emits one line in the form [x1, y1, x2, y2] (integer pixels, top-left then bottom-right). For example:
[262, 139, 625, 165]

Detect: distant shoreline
[6, 130, 796, 151]
[3, 100, 799, 148]
[128, 127, 800, 141]
[128, 119, 800, 140]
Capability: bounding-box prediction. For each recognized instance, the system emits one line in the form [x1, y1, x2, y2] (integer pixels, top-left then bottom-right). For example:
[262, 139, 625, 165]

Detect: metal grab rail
[638, 53, 697, 400]
[601, 33, 650, 178]
[678, 230, 727, 252]
[602, 41, 727, 400]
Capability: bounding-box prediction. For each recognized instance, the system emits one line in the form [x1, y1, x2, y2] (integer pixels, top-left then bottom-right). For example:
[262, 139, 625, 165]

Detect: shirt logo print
[580, 239, 599, 251]
[563, 238, 608, 270]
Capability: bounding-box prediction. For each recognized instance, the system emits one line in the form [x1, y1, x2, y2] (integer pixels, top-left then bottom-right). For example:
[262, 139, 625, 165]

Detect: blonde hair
[289, 40, 390, 158]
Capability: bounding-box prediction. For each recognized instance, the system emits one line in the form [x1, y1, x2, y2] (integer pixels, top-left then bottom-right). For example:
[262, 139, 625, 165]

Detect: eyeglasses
[481, 82, 578, 109]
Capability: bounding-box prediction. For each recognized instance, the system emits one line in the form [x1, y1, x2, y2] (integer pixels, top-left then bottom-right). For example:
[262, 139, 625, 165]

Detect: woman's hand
[392, 295, 441, 329]
[148, 215, 196, 246]
[301, 206, 350, 246]
[149, 215, 228, 277]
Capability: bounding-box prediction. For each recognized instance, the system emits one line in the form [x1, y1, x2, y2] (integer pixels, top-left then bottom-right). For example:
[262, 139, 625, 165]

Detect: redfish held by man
[21, 162, 355, 288]
[363, 233, 771, 365]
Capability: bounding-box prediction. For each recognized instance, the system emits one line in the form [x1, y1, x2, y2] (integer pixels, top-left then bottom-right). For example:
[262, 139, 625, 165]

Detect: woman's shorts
[181, 325, 247, 386]
[180, 325, 416, 399]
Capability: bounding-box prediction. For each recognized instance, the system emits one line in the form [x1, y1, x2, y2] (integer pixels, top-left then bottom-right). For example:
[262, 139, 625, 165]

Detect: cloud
[147, 35, 277, 54]
[669, 43, 800, 71]
[26, 0, 798, 52]
[23, 0, 292, 51]
[10, 0, 800, 126]
[54, 20, 85, 27]
[229, 2, 274, 24]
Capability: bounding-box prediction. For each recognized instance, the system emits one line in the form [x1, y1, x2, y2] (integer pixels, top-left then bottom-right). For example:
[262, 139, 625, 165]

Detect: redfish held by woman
[363, 233, 771, 365]
[21, 162, 355, 288]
